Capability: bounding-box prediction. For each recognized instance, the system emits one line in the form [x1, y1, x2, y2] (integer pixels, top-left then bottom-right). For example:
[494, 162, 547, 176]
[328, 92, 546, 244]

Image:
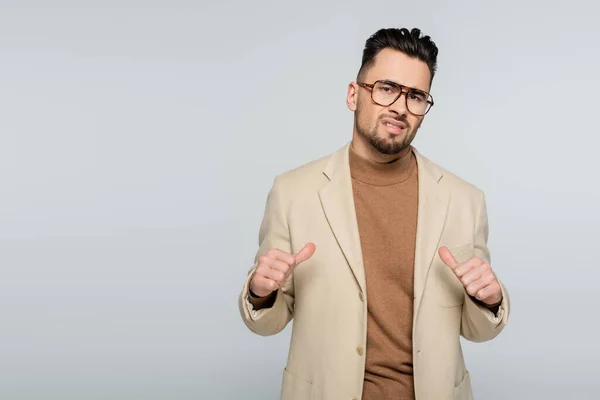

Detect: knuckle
[255, 264, 267, 275]
[281, 254, 293, 266]
[256, 277, 267, 288]
[252, 275, 265, 287]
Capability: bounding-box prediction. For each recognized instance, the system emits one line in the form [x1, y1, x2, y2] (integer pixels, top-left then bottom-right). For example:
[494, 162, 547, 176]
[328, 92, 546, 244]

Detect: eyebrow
[379, 79, 428, 94]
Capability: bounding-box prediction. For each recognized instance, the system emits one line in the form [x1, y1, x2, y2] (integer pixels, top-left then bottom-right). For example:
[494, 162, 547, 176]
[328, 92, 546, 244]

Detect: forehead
[363, 48, 431, 92]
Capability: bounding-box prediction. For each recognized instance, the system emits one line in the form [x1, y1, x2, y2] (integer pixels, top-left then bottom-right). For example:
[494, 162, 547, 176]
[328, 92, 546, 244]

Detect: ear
[346, 82, 358, 112]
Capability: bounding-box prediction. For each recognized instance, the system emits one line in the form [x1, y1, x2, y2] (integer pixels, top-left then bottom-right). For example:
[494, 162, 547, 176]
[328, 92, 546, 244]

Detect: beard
[355, 109, 415, 156]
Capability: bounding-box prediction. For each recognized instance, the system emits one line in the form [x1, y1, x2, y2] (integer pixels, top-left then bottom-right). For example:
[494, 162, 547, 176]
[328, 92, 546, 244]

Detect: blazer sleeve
[460, 191, 511, 342]
[238, 176, 295, 336]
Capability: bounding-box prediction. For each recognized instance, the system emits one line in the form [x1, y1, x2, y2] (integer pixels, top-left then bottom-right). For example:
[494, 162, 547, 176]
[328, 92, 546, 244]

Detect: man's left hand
[438, 246, 503, 306]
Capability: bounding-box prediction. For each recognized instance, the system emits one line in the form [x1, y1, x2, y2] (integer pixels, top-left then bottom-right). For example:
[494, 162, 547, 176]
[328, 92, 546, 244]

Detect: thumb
[294, 242, 316, 265]
[438, 246, 458, 270]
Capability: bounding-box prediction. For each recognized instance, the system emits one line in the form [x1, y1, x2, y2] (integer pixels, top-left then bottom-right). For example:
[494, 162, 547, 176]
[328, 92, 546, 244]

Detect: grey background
[1, 1, 598, 399]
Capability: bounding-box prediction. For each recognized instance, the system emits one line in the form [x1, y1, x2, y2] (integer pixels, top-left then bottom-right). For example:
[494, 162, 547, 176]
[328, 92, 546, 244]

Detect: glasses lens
[372, 81, 401, 106]
[406, 90, 432, 116]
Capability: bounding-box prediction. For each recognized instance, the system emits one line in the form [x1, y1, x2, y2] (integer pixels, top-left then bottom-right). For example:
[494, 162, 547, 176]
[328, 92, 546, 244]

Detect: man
[238, 27, 510, 400]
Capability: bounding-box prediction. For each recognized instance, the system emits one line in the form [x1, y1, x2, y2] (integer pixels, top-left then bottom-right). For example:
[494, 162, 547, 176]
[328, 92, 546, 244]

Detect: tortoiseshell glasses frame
[357, 80, 435, 116]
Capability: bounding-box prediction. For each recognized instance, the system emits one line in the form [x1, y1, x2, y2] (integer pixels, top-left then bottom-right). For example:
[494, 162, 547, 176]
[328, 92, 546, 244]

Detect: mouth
[381, 118, 407, 135]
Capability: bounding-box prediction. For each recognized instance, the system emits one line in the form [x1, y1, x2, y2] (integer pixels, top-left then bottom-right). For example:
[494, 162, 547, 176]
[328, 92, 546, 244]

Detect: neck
[349, 138, 416, 186]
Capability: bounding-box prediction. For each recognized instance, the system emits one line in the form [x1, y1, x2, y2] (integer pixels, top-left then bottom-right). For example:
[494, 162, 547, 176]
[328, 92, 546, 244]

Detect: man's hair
[357, 27, 439, 84]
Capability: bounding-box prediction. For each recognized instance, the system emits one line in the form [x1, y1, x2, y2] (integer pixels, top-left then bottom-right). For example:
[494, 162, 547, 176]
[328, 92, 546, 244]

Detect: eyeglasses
[357, 80, 434, 116]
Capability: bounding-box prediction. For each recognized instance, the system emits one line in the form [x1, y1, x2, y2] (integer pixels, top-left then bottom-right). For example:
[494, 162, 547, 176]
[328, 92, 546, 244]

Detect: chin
[371, 141, 403, 155]
[370, 135, 411, 155]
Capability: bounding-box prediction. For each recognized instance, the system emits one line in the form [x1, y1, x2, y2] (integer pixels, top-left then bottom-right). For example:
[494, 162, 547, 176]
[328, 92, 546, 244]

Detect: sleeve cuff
[245, 294, 264, 319]
[491, 305, 503, 322]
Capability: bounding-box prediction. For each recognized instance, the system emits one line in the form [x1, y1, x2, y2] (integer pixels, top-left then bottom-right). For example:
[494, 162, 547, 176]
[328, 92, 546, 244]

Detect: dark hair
[357, 28, 439, 84]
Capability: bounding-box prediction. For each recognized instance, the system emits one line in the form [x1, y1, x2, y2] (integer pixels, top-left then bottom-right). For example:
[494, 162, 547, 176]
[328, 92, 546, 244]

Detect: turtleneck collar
[349, 142, 417, 186]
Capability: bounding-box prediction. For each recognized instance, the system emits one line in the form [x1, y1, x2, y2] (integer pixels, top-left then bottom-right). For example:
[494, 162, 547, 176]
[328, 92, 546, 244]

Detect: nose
[387, 91, 408, 115]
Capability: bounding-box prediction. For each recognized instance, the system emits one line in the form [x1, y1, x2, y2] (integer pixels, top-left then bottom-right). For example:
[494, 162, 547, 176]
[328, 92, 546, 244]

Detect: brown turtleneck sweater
[349, 144, 418, 400]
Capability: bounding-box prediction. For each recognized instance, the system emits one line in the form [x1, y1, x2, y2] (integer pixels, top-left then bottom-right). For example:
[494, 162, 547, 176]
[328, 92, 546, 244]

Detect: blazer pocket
[435, 242, 474, 307]
[281, 368, 313, 400]
[454, 370, 474, 400]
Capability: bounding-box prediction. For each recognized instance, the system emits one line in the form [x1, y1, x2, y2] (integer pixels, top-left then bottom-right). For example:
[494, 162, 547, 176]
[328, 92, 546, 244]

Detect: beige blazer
[238, 142, 510, 400]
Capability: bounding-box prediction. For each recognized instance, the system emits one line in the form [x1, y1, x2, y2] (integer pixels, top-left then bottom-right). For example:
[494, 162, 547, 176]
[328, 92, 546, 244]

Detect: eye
[378, 84, 394, 93]
[409, 91, 426, 102]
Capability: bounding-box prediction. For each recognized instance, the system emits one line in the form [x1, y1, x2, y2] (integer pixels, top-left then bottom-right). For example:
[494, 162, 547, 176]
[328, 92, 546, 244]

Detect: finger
[465, 274, 494, 298]
[460, 267, 484, 287]
[453, 258, 484, 278]
[295, 242, 316, 265]
[480, 294, 502, 306]
[252, 274, 280, 292]
[477, 282, 502, 304]
[438, 246, 458, 269]
[266, 248, 296, 266]
[260, 266, 287, 284]
[266, 259, 293, 275]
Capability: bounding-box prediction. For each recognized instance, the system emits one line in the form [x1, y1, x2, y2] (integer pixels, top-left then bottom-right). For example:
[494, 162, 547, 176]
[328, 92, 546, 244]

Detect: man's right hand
[249, 243, 316, 298]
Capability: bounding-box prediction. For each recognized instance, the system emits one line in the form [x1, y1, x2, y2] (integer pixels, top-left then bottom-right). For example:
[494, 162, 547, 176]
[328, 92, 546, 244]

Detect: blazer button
[358, 292, 364, 302]
[356, 345, 364, 356]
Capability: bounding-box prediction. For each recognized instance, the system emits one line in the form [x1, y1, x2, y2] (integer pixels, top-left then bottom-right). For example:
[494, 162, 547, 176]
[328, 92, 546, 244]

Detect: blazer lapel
[412, 149, 449, 324]
[316, 144, 449, 311]
[318, 143, 367, 294]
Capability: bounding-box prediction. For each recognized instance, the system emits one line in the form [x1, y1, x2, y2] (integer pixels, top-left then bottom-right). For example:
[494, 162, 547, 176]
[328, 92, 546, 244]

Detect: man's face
[347, 48, 432, 156]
